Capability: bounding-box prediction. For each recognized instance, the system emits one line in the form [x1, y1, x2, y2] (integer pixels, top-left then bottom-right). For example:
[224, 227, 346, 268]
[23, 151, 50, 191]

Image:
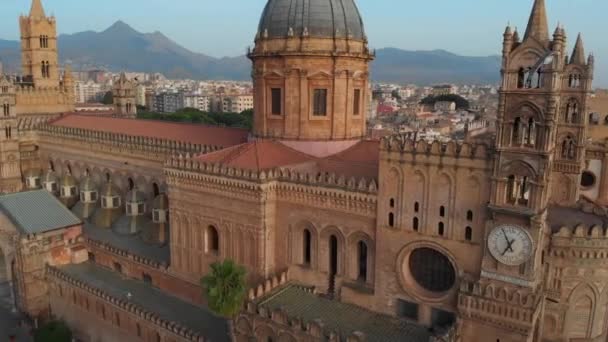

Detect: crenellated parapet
[551, 223, 608, 252]
[381, 134, 492, 160]
[85, 237, 168, 270]
[46, 265, 207, 342]
[165, 154, 378, 195]
[38, 124, 219, 159]
[246, 271, 290, 301]
[458, 278, 542, 335]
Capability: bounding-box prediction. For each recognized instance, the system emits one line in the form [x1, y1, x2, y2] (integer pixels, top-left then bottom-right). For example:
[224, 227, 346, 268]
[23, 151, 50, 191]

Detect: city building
[222, 94, 253, 113]
[432, 84, 457, 96]
[184, 93, 210, 112]
[0, 1, 607, 342]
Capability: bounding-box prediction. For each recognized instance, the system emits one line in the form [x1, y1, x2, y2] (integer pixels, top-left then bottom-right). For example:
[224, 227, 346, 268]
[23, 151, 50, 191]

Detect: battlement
[47, 265, 206, 342]
[381, 134, 491, 159]
[38, 124, 216, 157]
[165, 154, 378, 195]
[458, 278, 541, 335]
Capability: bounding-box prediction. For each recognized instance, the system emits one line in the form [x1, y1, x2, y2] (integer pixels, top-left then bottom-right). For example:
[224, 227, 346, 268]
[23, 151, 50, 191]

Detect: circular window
[581, 171, 596, 188]
[409, 248, 456, 293]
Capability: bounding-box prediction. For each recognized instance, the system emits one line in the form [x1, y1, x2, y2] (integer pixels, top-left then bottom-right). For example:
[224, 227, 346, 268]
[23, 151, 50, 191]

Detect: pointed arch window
[561, 136, 576, 160]
[517, 68, 526, 89]
[388, 212, 395, 228]
[465, 227, 473, 241]
[512, 117, 521, 144]
[439, 206, 446, 218]
[438, 222, 445, 236]
[413, 217, 419, 231]
[357, 241, 368, 282]
[565, 100, 579, 124]
[303, 229, 312, 265]
[525, 118, 536, 146]
[2, 103, 9, 117]
[205, 225, 219, 255]
[466, 210, 473, 222]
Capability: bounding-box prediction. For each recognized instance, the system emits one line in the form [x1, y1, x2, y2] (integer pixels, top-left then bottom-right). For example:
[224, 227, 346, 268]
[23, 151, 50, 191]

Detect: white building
[184, 94, 211, 112]
[222, 95, 253, 113]
[74, 81, 105, 103]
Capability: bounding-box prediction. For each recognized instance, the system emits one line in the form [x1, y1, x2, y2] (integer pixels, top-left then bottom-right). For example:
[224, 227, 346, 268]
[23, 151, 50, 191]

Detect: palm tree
[34, 320, 72, 342]
[201, 259, 247, 318]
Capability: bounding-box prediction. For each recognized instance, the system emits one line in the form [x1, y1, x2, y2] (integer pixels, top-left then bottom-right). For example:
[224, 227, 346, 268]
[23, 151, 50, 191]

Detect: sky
[1, 0, 606, 86]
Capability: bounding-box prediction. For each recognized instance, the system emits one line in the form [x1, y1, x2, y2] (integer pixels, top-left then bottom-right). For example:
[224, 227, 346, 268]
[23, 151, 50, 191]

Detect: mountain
[372, 48, 501, 85]
[0, 21, 501, 84]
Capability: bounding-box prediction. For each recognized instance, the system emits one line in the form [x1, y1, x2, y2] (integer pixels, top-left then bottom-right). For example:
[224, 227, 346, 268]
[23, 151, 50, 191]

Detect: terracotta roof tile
[51, 115, 249, 147]
[196, 140, 315, 171]
[197, 140, 380, 180]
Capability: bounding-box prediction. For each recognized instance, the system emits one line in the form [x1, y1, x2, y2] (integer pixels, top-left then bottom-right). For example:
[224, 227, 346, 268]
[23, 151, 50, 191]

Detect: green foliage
[420, 94, 470, 110]
[137, 108, 253, 130]
[101, 91, 113, 105]
[201, 259, 247, 318]
[34, 320, 72, 342]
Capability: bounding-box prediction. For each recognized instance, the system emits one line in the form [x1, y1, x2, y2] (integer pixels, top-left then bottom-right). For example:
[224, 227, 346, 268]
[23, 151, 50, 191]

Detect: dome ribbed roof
[257, 0, 366, 41]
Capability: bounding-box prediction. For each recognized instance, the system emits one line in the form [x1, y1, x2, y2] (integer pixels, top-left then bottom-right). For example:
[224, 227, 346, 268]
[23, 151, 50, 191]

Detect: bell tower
[457, 1, 593, 341]
[0, 75, 22, 193]
[20, 0, 59, 88]
[112, 73, 138, 118]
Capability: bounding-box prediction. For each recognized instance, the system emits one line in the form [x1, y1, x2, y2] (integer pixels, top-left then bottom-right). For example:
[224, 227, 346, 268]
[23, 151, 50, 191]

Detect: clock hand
[500, 229, 515, 254]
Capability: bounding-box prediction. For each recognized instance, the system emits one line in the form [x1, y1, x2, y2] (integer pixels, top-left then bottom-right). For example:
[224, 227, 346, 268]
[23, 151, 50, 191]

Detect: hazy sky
[1, 0, 606, 85]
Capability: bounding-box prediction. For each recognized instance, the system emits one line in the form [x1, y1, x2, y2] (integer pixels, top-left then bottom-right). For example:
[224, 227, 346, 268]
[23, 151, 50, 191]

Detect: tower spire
[29, 0, 46, 19]
[524, 0, 549, 43]
[570, 33, 586, 65]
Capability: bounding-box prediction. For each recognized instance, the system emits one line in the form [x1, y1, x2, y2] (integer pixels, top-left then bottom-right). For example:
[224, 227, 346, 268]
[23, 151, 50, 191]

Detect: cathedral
[1, 0, 607, 341]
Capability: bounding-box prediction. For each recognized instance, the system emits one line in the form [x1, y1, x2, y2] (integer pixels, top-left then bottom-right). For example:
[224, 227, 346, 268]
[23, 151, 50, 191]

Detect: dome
[42, 169, 57, 183]
[126, 189, 146, 203]
[153, 193, 168, 210]
[60, 174, 77, 187]
[257, 0, 366, 41]
[24, 168, 41, 178]
[80, 176, 97, 192]
[100, 182, 121, 197]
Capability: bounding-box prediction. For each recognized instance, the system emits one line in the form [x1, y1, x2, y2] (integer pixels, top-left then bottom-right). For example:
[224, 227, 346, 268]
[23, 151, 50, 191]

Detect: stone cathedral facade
[1, 0, 608, 341]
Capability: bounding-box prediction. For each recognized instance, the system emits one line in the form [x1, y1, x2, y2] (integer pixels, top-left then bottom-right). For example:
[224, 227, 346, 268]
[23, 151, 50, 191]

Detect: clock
[487, 224, 533, 266]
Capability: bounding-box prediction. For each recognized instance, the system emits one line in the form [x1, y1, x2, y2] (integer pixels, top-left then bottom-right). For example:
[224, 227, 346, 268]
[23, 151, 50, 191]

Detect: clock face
[487, 225, 533, 266]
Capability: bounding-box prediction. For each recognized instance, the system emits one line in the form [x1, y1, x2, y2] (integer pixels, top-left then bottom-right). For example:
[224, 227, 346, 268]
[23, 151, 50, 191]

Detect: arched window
[206, 225, 219, 254]
[128, 178, 134, 191]
[388, 213, 395, 227]
[136, 324, 142, 337]
[2, 103, 9, 116]
[303, 229, 312, 265]
[507, 175, 516, 204]
[438, 222, 445, 236]
[512, 117, 521, 144]
[389, 198, 395, 208]
[152, 183, 160, 197]
[465, 227, 473, 241]
[439, 206, 446, 217]
[156, 332, 161, 342]
[525, 118, 536, 146]
[517, 68, 526, 89]
[49, 161, 55, 171]
[114, 312, 120, 327]
[101, 305, 106, 319]
[565, 100, 579, 124]
[413, 217, 419, 231]
[113, 262, 122, 274]
[520, 176, 530, 205]
[562, 136, 576, 160]
[414, 202, 420, 213]
[105, 172, 111, 182]
[357, 241, 368, 282]
[466, 210, 473, 221]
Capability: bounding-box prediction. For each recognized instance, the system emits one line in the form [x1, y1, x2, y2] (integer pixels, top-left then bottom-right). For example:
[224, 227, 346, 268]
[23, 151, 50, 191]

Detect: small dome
[60, 174, 77, 187]
[80, 177, 97, 192]
[153, 193, 169, 210]
[42, 169, 57, 182]
[100, 182, 121, 197]
[24, 168, 41, 178]
[257, 0, 366, 41]
[126, 189, 146, 203]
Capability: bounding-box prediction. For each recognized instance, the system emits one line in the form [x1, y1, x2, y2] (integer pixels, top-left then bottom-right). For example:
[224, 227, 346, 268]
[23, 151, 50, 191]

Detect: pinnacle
[524, 0, 549, 43]
[29, 0, 46, 19]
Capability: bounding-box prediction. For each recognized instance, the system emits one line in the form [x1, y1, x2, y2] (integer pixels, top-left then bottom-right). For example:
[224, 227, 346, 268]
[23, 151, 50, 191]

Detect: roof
[0, 190, 81, 234]
[548, 205, 608, 233]
[57, 262, 230, 342]
[50, 115, 249, 147]
[256, 284, 432, 342]
[317, 140, 380, 179]
[196, 139, 380, 180]
[197, 140, 315, 171]
[258, 0, 366, 41]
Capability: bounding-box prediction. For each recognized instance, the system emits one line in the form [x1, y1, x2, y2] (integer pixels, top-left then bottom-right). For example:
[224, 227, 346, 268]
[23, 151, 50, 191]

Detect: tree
[34, 320, 72, 342]
[201, 259, 247, 318]
[101, 91, 113, 105]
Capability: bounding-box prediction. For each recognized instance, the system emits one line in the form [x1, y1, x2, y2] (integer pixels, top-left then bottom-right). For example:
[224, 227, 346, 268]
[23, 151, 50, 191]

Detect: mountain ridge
[0, 21, 501, 85]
